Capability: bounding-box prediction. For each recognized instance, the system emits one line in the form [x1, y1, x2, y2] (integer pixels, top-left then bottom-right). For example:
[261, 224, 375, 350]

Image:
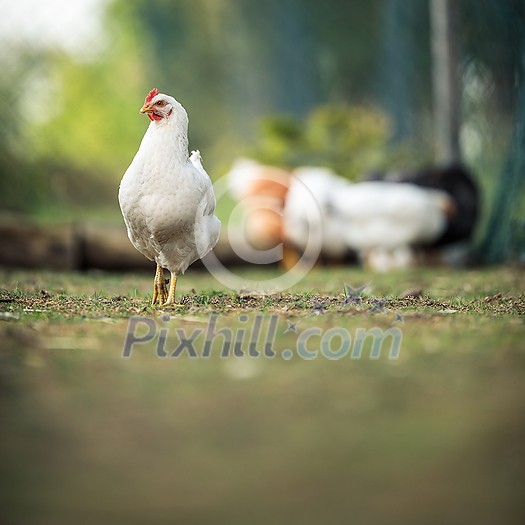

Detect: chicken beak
[140, 104, 153, 114]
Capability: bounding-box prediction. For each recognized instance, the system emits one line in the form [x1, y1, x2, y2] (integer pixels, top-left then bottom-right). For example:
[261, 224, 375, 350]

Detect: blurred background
[0, 0, 524, 269]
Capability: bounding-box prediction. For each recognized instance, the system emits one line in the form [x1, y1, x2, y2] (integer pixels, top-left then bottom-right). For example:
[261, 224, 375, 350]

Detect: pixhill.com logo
[122, 313, 402, 361]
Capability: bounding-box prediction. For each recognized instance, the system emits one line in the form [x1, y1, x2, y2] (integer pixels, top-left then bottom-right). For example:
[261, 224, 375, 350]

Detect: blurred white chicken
[284, 168, 452, 271]
[284, 167, 352, 260]
[119, 88, 221, 305]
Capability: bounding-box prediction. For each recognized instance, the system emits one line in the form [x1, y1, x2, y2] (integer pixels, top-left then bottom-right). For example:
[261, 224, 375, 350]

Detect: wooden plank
[0, 214, 78, 270]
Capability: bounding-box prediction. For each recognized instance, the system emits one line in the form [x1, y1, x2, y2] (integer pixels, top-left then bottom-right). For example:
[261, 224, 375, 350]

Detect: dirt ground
[0, 265, 524, 525]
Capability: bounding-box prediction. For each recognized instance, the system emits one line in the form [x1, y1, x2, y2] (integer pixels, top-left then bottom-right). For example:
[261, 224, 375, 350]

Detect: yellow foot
[162, 274, 178, 306]
[151, 264, 168, 306]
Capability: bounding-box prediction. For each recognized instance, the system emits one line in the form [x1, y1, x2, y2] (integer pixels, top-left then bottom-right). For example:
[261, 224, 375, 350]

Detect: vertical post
[430, 0, 461, 164]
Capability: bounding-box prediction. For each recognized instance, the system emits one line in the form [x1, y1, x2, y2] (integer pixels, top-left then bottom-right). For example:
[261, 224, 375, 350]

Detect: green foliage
[0, 33, 148, 215]
[249, 105, 401, 179]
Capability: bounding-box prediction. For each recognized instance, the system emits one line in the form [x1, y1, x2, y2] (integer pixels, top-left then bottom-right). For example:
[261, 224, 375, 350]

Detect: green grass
[1, 265, 523, 320]
[0, 265, 524, 525]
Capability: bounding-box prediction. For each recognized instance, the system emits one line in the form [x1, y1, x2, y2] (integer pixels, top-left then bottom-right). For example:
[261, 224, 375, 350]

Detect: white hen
[119, 88, 221, 305]
[284, 168, 451, 271]
[284, 167, 352, 259]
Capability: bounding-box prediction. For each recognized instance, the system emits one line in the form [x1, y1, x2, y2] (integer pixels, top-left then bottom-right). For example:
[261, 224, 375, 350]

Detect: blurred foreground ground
[0, 266, 524, 525]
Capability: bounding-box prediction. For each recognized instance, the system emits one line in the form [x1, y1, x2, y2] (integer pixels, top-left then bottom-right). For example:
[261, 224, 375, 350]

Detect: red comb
[144, 88, 159, 105]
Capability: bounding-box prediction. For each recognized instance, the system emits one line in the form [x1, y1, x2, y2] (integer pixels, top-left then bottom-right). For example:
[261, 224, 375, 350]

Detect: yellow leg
[151, 264, 167, 306]
[164, 272, 178, 305]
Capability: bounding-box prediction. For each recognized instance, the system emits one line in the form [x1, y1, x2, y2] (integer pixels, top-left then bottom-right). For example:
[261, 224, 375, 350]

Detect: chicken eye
[156, 100, 164, 106]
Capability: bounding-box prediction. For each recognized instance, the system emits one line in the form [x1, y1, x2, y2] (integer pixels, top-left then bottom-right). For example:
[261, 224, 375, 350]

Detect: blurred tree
[248, 105, 393, 179]
[461, 0, 525, 116]
[378, 0, 432, 146]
